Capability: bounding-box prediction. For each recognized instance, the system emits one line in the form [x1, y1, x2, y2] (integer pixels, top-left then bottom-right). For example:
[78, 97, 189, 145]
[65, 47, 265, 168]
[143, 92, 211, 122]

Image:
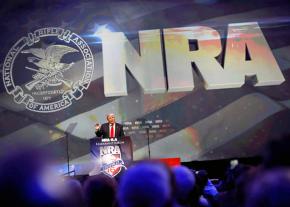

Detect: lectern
[90, 136, 133, 177]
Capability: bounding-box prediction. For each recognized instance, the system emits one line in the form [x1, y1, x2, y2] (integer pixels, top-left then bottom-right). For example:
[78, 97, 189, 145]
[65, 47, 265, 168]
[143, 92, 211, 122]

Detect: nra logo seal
[100, 145, 126, 177]
[2, 27, 94, 113]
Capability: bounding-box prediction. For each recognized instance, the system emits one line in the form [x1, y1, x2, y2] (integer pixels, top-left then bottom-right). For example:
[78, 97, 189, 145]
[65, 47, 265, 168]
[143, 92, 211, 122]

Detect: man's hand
[95, 123, 101, 131]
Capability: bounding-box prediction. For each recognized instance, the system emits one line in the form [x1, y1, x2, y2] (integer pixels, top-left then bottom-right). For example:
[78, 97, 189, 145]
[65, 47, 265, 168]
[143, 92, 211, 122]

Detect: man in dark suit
[95, 113, 125, 138]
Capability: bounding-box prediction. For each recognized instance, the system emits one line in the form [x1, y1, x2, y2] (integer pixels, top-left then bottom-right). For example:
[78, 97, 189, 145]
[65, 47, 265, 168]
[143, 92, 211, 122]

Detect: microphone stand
[146, 126, 151, 159]
[65, 131, 70, 175]
[63, 123, 77, 176]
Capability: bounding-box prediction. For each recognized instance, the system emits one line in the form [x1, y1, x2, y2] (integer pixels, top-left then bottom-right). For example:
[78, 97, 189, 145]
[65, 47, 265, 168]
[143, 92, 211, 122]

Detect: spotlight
[94, 24, 113, 39]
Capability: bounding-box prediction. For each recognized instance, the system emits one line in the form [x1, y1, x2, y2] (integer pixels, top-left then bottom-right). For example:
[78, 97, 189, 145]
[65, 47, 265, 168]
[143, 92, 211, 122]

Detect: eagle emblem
[3, 27, 94, 112]
[22, 45, 78, 90]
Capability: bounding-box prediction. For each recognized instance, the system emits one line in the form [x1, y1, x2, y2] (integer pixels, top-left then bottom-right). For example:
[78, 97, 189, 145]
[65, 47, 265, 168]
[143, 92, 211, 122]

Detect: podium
[90, 136, 133, 177]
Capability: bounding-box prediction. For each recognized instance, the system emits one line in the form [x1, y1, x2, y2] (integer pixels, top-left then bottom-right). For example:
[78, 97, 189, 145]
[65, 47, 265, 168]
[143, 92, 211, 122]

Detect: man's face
[107, 114, 115, 124]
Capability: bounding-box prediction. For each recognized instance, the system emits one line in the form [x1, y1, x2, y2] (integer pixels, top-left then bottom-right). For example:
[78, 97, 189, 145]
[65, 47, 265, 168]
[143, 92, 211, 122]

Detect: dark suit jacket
[95, 123, 125, 138]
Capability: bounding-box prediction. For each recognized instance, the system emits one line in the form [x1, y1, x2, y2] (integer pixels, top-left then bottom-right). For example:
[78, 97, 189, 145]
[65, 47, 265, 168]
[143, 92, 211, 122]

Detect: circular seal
[2, 27, 94, 113]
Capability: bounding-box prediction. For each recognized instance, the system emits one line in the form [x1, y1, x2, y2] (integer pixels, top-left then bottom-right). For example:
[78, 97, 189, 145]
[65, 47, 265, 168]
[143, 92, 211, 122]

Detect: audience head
[172, 165, 196, 205]
[117, 161, 173, 207]
[220, 162, 251, 192]
[263, 134, 290, 169]
[83, 174, 117, 207]
[245, 168, 290, 207]
[0, 147, 68, 207]
[195, 169, 209, 191]
[62, 178, 85, 207]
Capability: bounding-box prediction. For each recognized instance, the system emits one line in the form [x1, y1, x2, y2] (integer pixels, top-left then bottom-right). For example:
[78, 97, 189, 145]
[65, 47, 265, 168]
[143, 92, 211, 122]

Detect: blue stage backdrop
[1, 0, 290, 175]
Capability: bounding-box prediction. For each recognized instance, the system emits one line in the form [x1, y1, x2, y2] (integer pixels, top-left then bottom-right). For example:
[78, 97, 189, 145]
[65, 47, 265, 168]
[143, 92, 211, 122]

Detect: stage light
[93, 24, 113, 39]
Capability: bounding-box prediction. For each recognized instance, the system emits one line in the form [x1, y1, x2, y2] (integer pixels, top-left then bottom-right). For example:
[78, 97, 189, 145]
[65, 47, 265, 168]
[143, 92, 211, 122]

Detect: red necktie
[110, 124, 114, 138]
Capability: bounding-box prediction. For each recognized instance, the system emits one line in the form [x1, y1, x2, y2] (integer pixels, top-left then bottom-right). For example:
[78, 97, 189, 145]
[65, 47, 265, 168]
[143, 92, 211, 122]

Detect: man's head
[106, 113, 115, 124]
[117, 161, 173, 207]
